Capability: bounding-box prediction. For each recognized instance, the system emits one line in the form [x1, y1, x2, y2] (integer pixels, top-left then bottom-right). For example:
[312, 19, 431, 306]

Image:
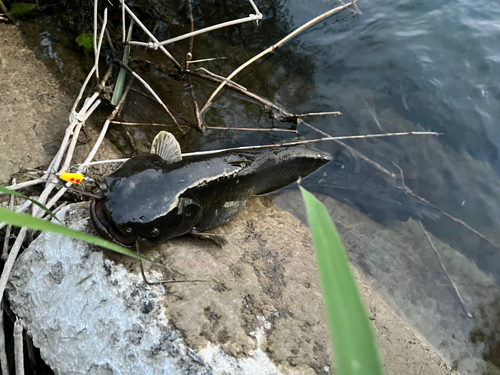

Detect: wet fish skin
[91, 146, 331, 246]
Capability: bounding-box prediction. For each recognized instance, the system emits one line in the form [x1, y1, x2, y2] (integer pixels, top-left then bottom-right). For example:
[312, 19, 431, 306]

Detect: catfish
[90, 131, 331, 247]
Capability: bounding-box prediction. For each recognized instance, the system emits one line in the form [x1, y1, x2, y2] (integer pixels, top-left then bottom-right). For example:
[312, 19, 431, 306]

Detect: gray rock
[7, 198, 456, 375]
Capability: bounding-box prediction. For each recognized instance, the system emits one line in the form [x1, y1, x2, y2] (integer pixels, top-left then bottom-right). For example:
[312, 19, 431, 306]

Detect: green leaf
[75, 33, 94, 53]
[299, 186, 383, 375]
[0, 207, 151, 262]
[0, 185, 60, 223]
[10, 3, 36, 16]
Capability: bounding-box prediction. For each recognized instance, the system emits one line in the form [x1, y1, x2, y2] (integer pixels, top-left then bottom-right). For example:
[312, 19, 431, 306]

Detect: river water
[17, 0, 500, 373]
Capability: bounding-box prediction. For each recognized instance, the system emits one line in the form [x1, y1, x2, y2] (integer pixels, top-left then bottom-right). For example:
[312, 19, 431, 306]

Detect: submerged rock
[7, 197, 454, 374]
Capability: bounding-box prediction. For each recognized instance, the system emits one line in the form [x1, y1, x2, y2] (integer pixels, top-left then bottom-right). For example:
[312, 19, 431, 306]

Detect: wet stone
[6, 199, 456, 375]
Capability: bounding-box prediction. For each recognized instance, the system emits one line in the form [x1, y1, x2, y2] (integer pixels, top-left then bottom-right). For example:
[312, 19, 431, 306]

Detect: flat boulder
[7, 197, 454, 374]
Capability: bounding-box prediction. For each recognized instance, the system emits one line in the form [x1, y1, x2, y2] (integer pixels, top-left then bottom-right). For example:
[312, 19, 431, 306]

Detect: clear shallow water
[18, 0, 500, 373]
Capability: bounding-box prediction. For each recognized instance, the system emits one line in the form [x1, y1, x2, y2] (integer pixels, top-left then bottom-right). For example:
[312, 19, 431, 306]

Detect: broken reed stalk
[187, 57, 228, 64]
[188, 0, 194, 53]
[123, 4, 182, 70]
[194, 67, 248, 91]
[2, 179, 14, 260]
[14, 318, 23, 375]
[93, 0, 97, 72]
[80, 132, 440, 167]
[109, 121, 295, 133]
[110, 120, 186, 128]
[0, 307, 8, 375]
[121, 0, 125, 44]
[282, 111, 342, 122]
[186, 1, 204, 131]
[200, 0, 357, 113]
[127, 0, 262, 49]
[94, 8, 107, 79]
[118, 62, 184, 133]
[418, 221, 473, 319]
[5, 179, 44, 191]
[206, 126, 297, 133]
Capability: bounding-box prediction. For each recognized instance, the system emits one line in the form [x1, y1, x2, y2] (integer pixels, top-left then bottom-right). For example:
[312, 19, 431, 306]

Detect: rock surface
[0, 22, 122, 186]
[275, 190, 500, 375]
[7, 197, 455, 375]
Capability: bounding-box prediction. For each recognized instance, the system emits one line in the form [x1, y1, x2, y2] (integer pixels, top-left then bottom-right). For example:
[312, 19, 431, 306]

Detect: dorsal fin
[150, 131, 182, 163]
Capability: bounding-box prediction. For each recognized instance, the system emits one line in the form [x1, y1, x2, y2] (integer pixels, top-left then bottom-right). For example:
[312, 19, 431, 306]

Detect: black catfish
[90, 132, 331, 246]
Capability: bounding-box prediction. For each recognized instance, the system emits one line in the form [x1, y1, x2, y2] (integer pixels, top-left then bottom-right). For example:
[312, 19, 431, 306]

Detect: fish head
[90, 154, 204, 247]
[91, 194, 202, 247]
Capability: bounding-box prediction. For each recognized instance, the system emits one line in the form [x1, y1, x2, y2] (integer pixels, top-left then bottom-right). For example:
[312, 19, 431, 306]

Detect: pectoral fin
[151, 131, 182, 163]
[190, 232, 228, 247]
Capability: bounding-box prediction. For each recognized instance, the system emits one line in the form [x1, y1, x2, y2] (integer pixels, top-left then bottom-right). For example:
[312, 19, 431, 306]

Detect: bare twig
[118, 62, 184, 133]
[0, 225, 25, 305]
[206, 126, 297, 133]
[5, 179, 44, 191]
[194, 68, 248, 91]
[94, 7, 108, 79]
[201, 0, 357, 112]
[187, 57, 228, 64]
[96, 9, 115, 55]
[281, 111, 342, 123]
[185, 3, 204, 132]
[83, 159, 129, 166]
[123, 4, 182, 70]
[93, 0, 98, 69]
[82, 79, 134, 171]
[110, 120, 187, 128]
[70, 66, 97, 116]
[188, 75, 203, 130]
[128, 1, 262, 49]
[0, 306, 8, 375]
[14, 318, 23, 375]
[187, 0, 195, 53]
[418, 221, 473, 319]
[121, 0, 125, 44]
[83, 132, 439, 166]
[2, 179, 15, 260]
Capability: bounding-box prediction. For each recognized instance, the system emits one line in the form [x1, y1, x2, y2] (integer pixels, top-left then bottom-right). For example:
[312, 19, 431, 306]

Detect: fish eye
[125, 227, 133, 233]
[150, 228, 160, 238]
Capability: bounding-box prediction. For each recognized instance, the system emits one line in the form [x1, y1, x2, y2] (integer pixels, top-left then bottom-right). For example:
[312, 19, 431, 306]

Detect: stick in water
[418, 221, 473, 319]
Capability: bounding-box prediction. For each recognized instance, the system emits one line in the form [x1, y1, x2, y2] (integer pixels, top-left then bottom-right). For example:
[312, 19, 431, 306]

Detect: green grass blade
[0, 207, 151, 262]
[0, 185, 61, 223]
[299, 186, 383, 375]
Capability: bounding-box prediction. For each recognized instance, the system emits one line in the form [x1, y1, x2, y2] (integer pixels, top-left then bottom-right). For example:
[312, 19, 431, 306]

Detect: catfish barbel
[90, 132, 331, 246]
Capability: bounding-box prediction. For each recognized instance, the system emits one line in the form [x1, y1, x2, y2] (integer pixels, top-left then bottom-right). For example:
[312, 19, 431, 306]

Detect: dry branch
[419, 221, 473, 319]
[123, 4, 182, 70]
[201, 0, 358, 112]
[118, 62, 184, 133]
[127, 0, 262, 49]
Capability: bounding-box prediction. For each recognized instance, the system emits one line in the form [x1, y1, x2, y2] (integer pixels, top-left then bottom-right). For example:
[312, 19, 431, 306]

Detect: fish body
[90, 132, 331, 246]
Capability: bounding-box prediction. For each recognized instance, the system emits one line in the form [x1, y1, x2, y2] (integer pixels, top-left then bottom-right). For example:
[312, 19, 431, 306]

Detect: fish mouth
[90, 200, 135, 248]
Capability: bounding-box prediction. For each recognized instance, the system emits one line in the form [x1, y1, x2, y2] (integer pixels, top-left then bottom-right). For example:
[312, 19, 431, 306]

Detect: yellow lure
[59, 173, 84, 184]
